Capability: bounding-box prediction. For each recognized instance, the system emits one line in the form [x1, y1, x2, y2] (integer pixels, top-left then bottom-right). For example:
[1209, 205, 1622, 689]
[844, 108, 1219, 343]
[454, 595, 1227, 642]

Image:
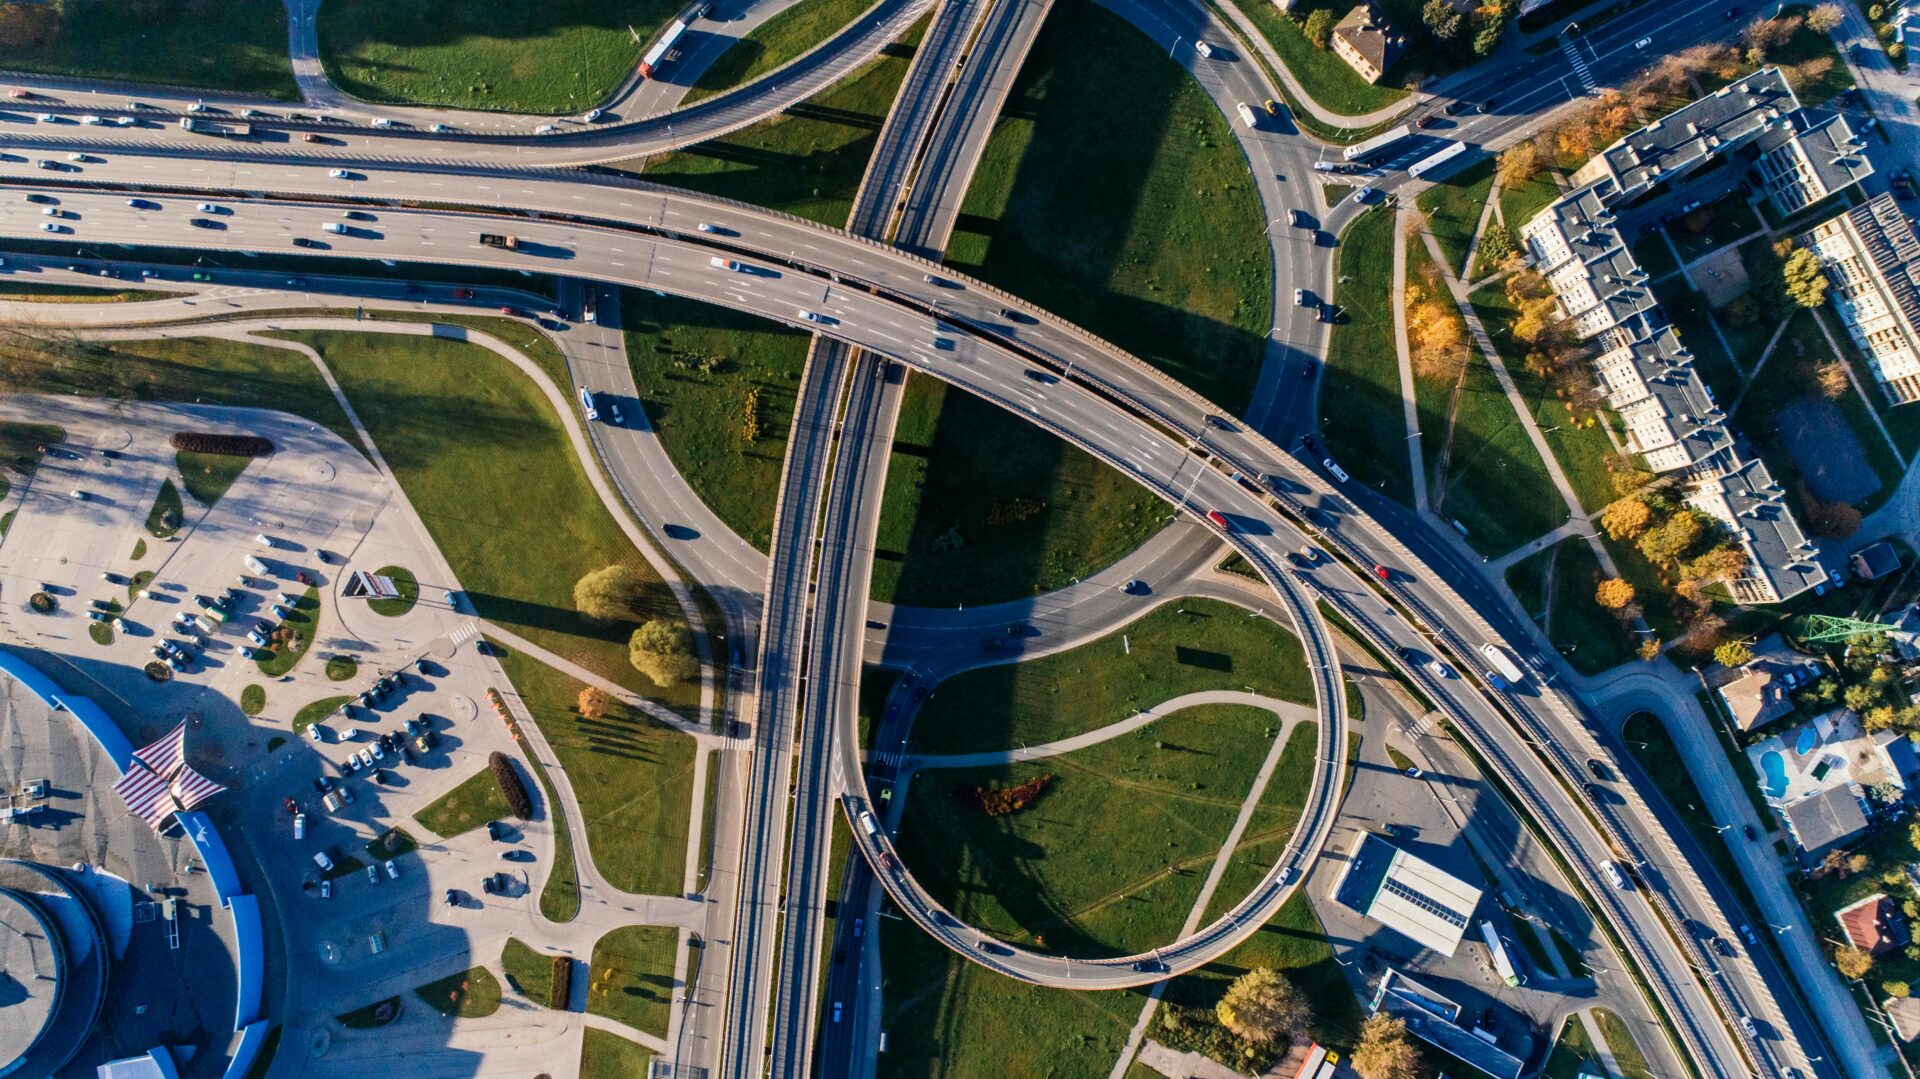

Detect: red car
[1372, 563, 1391, 581]
[453, 288, 475, 300]
[1205, 510, 1231, 531]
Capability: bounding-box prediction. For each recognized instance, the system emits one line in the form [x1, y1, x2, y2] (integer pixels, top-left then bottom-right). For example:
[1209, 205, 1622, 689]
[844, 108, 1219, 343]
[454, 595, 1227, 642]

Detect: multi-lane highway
[0, 1, 1862, 1070]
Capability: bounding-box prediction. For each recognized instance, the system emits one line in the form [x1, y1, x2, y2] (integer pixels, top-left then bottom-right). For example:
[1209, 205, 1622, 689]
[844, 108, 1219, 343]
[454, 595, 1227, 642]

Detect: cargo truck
[479, 233, 520, 250]
[1480, 643, 1525, 688]
[178, 117, 250, 137]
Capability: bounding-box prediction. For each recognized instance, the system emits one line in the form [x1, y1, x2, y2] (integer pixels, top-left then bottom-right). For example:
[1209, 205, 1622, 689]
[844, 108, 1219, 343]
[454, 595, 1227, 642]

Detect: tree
[1849, 852, 1873, 874]
[574, 564, 644, 624]
[1637, 637, 1663, 662]
[1835, 945, 1875, 980]
[1742, 13, 1804, 58]
[1303, 8, 1336, 47]
[1783, 247, 1829, 307]
[1684, 544, 1750, 585]
[1422, 0, 1462, 39]
[1214, 968, 1308, 1046]
[576, 686, 612, 721]
[1888, 980, 1913, 998]
[629, 618, 700, 687]
[1815, 361, 1851, 399]
[1497, 141, 1541, 188]
[1472, 18, 1503, 56]
[1595, 578, 1636, 610]
[1602, 497, 1653, 540]
[1352, 1014, 1427, 1079]
[1638, 511, 1704, 564]
[1714, 640, 1755, 668]
[1846, 682, 1883, 712]
[1807, 1, 1844, 30]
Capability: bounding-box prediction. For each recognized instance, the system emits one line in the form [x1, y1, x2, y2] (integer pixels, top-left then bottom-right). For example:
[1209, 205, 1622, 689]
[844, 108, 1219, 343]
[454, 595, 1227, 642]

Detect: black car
[1130, 959, 1168, 973]
[1475, 99, 1496, 114]
[485, 820, 503, 841]
[1586, 758, 1611, 781]
[1713, 936, 1736, 957]
[25, 193, 54, 204]
[292, 236, 320, 248]
[1444, 99, 1470, 116]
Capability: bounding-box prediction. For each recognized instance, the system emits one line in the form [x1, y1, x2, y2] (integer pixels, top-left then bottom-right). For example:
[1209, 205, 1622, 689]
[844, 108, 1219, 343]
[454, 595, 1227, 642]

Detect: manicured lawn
[1435, 348, 1567, 556]
[144, 479, 184, 539]
[1545, 540, 1638, 675]
[324, 655, 359, 681]
[366, 565, 419, 617]
[317, 0, 671, 114]
[871, 376, 1167, 606]
[0, 422, 62, 503]
[502, 937, 558, 1004]
[491, 641, 697, 897]
[1631, 231, 1681, 281]
[620, 290, 812, 552]
[1217, 0, 1410, 115]
[1706, 13, 1856, 106]
[1731, 309, 1901, 514]
[256, 587, 321, 677]
[944, 0, 1271, 413]
[1506, 546, 1553, 620]
[587, 924, 679, 1037]
[278, 330, 695, 707]
[239, 684, 266, 716]
[683, 0, 876, 103]
[414, 966, 501, 1018]
[0, 283, 178, 303]
[1321, 206, 1413, 504]
[1197, 722, 1319, 922]
[1416, 157, 1495, 277]
[0, 335, 359, 451]
[1542, 1015, 1602, 1079]
[876, 900, 1142, 1079]
[1594, 1008, 1653, 1079]
[1826, 307, 1920, 460]
[900, 704, 1288, 955]
[1499, 170, 1563, 241]
[910, 597, 1312, 755]
[291, 695, 349, 735]
[643, 21, 924, 228]
[175, 451, 250, 509]
[413, 767, 515, 838]
[580, 1028, 654, 1079]
[1668, 196, 1763, 263]
[0, 0, 297, 99]
[1469, 280, 1634, 514]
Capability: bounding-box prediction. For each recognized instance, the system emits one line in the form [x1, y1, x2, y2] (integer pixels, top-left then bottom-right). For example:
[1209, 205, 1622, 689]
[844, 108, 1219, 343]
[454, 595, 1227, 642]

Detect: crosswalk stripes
[1560, 38, 1598, 95]
[449, 619, 479, 647]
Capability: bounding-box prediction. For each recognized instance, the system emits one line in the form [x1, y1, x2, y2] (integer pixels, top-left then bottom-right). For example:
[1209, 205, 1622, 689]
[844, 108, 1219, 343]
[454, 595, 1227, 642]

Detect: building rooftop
[1371, 969, 1523, 1079]
[1331, 833, 1483, 956]
[1753, 112, 1873, 215]
[1331, 4, 1404, 79]
[1781, 784, 1870, 854]
[1854, 541, 1903, 581]
[1683, 444, 1824, 605]
[1836, 892, 1911, 955]
[0, 887, 63, 1069]
[1834, 193, 1920, 351]
[1592, 69, 1799, 202]
[1884, 995, 1920, 1042]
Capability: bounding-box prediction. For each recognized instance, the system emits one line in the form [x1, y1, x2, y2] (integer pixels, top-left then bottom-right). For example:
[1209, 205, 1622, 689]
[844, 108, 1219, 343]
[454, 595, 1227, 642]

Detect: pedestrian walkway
[916, 691, 1311, 771]
[1560, 36, 1599, 94]
[1390, 205, 1431, 512]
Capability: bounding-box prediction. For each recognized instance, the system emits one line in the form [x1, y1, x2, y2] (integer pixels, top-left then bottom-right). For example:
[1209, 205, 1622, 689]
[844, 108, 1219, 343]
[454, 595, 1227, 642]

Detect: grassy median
[0, 0, 297, 98]
[1319, 205, 1413, 503]
[682, 0, 877, 104]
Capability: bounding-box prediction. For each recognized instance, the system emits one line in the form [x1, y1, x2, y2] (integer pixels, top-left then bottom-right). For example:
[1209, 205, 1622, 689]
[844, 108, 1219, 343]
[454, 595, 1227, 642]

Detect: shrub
[953, 774, 1053, 816]
[985, 497, 1047, 526]
[168, 431, 275, 457]
[574, 564, 643, 624]
[550, 956, 573, 1010]
[629, 618, 699, 686]
[491, 751, 533, 820]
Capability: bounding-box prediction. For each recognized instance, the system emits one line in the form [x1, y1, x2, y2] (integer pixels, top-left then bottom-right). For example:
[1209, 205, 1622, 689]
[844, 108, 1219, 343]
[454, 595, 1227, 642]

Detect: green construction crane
[1798, 613, 1899, 644]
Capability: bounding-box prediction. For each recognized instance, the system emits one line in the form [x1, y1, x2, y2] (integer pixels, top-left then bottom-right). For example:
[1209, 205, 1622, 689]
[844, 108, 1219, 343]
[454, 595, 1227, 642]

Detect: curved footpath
[907, 688, 1314, 770]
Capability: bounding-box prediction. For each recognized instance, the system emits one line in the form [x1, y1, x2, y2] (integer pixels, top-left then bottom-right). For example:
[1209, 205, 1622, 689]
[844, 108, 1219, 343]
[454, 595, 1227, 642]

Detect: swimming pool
[1760, 750, 1789, 801]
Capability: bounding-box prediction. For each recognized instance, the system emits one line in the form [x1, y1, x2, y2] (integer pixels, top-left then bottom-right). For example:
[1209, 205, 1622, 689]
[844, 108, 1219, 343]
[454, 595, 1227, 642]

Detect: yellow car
[1263, 99, 1280, 116]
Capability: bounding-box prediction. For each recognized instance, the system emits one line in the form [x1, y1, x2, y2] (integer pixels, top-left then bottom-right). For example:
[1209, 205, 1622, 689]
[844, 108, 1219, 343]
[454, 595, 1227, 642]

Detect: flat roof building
[1798, 192, 1920, 405]
[1330, 832, 1483, 956]
[1370, 969, 1524, 1079]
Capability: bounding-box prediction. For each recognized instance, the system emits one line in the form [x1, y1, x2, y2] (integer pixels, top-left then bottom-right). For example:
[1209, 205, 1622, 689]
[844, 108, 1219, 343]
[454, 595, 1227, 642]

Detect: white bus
[1408, 140, 1469, 180]
[1342, 123, 1414, 162]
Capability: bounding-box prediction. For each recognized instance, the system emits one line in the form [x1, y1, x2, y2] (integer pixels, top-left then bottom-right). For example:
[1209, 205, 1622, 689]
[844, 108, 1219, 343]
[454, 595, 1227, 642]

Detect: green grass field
[317, 0, 671, 114]
[413, 767, 515, 838]
[910, 597, 1312, 756]
[1542, 1015, 1602, 1079]
[1321, 206, 1414, 503]
[1506, 546, 1552, 620]
[491, 641, 696, 896]
[1435, 349, 1568, 556]
[143, 477, 184, 539]
[876, 912, 1140, 1079]
[502, 938, 559, 1004]
[0, 0, 297, 99]
[683, 0, 876, 103]
[1217, 0, 1410, 115]
[0, 423, 62, 503]
[944, 0, 1271, 413]
[643, 23, 924, 227]
[277, 330, 693, 707]
[1416, 157, 1496, 277]
[0, 283, 179, 304]
[619, 289, 812, 551]
[291, 695, 349, 735]
[239, 684, 266, 716]
[1545, 540, 1638, 674]
[586, 925, 679, 1037]
[0, 335, 360, 451]
[899, 704, 1292, 956]
[256, 588, 321, 677]
[1195, 723, 1318, 922]
[1594, 1008, 1653, 1079]
[414, 967, 501, 1018]
[870, 375, 1168, 606]
[580, 1028, 655, 1079]
[1498, 169, 1563, 243]
[324, 655, 358, 681]
[176, 451, 250, 508]
[366, 565, 419, 617]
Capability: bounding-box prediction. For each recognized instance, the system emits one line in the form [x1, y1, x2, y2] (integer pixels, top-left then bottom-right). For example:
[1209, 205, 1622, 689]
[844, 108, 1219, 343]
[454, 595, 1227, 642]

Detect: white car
[1322, 458, 1350, 483]
[698, 222, 718, 233]
[578, 385, 599, 421]
[39, 222, 58, 233]
[1195, 40, 1214, 58]
[799, 309, 835, 325]
[429, 122, 450, 133]
[1352, 186, 1375, 205]
[323, 222, 345, 234]
[197, 202, 220, 214]
[534, 123, 557, 134]
[370, 117, 393, 128]
[329, 169, 350, 179]
[1635, 36, 1652, 49]
[187, 102, 206, 112]
[366, 864, 380, 884]
[1426, 659, 1454, 679]
[583, 108, 603, 122]
[1294, 288, 1309, 307]
[79, 114, 102, 125]
[385, 859, 399, 879]
[313, 850, 334, 871]
[443, 589, 460, 609]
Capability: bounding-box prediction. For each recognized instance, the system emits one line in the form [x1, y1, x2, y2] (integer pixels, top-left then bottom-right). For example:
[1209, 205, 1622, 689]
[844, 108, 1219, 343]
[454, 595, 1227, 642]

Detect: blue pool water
[1760, 750, 1789, 801]
[1795, 727, 1818, 755]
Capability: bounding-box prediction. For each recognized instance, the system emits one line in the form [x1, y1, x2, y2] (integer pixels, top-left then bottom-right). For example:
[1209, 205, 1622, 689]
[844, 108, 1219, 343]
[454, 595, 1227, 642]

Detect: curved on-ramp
[0, 155, 1815, 1075]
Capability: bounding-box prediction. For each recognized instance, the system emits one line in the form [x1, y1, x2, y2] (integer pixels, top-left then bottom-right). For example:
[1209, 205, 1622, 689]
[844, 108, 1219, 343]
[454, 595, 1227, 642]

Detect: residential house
[1715, 633, 1822, 732]
[1330, 4, 1405, 84]
[1747, 708, 1917, 854]
[1836, 892, 1912, 955]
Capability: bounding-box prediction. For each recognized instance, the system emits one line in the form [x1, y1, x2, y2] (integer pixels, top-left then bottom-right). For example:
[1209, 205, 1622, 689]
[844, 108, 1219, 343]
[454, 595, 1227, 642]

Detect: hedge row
[490, 751, 533, 820]
[170, 431, 275, 457]
[549, 956, 572, 1011]
[953, 774, 1053, 816]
